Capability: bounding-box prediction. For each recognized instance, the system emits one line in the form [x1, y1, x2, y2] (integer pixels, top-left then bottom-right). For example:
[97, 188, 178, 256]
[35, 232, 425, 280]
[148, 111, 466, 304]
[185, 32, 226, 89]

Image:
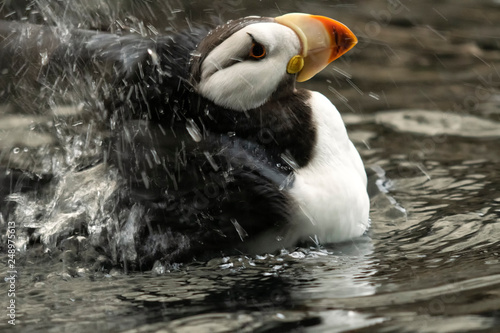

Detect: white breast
[288, 91, 370, 243]
[241, 91, 370, 254]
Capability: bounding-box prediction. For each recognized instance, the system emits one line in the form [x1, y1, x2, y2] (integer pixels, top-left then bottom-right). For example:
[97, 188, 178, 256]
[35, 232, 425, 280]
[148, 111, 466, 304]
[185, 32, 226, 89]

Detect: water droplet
[186, 118, 202, 142]
[279, 173, 295, 191]
[141, 171, 150, 189]
[190, 51, 202, 59]
[204, 151, 219, 172]
[280, 151, 298, 170]
[150, 149, 161, 165]
[230, 218, 248, 241]
[40, 51, 48, 66]
[12, 147, 20, 154]
[289, 251, 306, 259]
[220, 263, 234, 269]
[147, 48, 159, 66]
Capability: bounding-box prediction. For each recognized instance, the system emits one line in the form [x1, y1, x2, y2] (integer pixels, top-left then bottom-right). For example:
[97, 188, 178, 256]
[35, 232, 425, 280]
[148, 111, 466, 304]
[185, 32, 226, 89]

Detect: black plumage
[0, 17, 318, 268]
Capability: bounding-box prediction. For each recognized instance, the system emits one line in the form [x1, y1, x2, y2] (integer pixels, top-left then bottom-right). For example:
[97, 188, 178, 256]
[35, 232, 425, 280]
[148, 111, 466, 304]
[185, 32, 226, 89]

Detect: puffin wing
[115, 117, 293, 265]
[0, 19, 294, 266]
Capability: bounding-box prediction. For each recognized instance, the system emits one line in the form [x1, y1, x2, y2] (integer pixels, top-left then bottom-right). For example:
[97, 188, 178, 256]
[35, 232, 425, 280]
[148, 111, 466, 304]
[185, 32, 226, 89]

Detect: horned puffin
[1, 13, 369, 267]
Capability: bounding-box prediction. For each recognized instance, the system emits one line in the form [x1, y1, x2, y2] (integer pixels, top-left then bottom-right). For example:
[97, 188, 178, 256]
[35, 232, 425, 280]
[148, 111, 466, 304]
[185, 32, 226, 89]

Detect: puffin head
[190, 13, 357, 112]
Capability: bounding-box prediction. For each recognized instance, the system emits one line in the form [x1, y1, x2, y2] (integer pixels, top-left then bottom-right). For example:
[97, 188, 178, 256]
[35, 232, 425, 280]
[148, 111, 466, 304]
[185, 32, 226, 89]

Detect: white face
[196, 22, 301, 112]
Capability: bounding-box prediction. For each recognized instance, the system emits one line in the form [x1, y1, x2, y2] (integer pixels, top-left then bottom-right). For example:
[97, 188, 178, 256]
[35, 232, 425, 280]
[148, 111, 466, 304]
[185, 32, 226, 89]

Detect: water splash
[8, 164, 122, 257]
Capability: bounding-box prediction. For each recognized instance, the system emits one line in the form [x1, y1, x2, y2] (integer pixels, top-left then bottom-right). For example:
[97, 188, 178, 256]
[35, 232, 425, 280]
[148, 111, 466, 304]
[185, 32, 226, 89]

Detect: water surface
[1, 0, 500, 332]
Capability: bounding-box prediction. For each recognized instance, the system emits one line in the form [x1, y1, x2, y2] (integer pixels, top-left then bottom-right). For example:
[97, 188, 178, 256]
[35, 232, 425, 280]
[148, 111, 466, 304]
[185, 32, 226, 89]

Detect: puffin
[0, 13, 369, 268]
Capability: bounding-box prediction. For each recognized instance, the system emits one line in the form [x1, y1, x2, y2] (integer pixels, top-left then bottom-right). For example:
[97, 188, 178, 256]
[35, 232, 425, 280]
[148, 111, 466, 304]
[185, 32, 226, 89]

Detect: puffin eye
[249, 42, 266, 59]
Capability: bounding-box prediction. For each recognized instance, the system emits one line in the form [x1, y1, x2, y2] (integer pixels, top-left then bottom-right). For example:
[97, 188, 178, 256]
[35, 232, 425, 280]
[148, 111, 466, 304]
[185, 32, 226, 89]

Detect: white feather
[243, 92, 370, 253]
[289, 92, 370, 243]
[197, 22, 300, 111]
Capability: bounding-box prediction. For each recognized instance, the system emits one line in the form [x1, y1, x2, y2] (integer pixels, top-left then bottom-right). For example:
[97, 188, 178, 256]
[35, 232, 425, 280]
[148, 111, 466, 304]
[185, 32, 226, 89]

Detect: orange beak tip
[275, 13, 358, 82]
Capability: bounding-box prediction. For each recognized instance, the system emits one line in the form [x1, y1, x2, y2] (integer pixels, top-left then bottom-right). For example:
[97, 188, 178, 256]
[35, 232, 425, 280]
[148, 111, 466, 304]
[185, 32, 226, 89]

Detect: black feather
[0, 18, 317, 267]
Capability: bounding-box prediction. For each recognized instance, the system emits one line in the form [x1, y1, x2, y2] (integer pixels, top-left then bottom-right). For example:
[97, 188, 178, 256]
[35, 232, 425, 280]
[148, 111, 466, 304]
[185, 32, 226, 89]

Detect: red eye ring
[249, 42, 266, 59]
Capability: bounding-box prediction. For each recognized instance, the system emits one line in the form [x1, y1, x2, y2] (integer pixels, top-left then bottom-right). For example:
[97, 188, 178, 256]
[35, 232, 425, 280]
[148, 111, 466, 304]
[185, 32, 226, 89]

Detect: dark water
[1, 1, 500, 332]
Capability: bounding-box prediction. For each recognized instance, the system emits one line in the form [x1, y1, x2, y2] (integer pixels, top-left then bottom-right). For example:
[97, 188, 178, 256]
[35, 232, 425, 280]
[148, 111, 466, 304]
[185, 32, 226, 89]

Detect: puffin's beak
[275, 13, 358, 82]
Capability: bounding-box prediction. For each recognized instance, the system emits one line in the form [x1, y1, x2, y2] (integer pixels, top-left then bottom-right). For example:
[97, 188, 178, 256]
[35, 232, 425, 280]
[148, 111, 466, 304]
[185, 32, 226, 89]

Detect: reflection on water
[1, 0, 500, 332]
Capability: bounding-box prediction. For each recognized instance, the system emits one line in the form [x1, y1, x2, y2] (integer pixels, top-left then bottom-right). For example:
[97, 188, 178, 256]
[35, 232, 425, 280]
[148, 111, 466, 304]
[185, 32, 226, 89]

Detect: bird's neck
[188, 89, 316, 168]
